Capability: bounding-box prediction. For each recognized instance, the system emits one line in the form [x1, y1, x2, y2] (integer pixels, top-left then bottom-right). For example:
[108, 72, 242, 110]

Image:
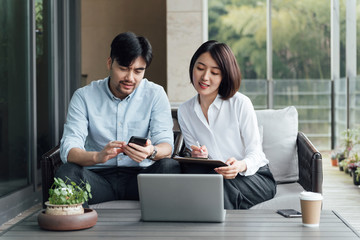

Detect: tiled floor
[0, 152, 359, 234]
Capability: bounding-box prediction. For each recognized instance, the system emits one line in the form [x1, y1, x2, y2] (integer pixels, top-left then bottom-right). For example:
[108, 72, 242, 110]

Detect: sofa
[41, 106, 322, 211]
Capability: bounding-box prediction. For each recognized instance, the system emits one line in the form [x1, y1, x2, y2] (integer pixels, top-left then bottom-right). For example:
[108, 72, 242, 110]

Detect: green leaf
[60, 182, 67, 188]
[54, 189, 60, 196]
[49, 176, 92, 205]
[60, 196, 66, 203]
[54, 178, 60, 185]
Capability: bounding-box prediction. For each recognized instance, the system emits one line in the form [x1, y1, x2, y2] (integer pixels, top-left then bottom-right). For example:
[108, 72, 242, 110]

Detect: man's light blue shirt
[60, 77, 173, 168]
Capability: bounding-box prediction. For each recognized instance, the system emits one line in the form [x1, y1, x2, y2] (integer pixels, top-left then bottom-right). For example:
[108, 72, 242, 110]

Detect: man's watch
[149, 146, 157, 160]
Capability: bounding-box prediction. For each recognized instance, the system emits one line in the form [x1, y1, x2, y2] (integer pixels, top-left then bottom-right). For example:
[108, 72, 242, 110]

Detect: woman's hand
[214, 158, 247, 179]
[190, 144, 208, 158]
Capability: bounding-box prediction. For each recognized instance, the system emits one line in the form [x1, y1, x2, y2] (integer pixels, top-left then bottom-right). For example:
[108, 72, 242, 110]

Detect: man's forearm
[152, 142, 172, 160]
[67, 148, 98, 166]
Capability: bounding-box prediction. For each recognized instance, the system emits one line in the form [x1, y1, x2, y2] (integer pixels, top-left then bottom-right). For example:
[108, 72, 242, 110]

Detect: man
[56, 32, 180, 205]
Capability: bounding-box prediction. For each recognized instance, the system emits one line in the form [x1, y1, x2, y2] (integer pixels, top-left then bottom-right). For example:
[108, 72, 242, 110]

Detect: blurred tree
[208, 0, 351, 79]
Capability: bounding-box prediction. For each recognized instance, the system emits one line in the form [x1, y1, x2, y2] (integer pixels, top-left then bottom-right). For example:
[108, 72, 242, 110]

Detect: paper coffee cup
[299, 191, 323, 227]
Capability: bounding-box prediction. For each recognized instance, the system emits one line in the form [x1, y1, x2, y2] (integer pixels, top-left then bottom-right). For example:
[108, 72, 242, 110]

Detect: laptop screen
[137, 174, 226, 222]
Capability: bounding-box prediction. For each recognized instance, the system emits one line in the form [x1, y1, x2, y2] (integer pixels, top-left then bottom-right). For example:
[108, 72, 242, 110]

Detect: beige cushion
[255, 106, 298, 183]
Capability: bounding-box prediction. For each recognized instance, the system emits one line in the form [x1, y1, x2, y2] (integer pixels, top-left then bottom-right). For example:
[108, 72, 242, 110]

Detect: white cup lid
[299, 191, 323, 201]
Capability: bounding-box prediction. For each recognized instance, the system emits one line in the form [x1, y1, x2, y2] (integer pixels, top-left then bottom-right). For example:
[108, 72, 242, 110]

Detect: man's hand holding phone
[128, 136, 148, 147]
[124, 136, 152, 163]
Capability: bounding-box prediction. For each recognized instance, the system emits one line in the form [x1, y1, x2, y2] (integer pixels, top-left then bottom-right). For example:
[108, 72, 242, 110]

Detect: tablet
[173, 156, 227, 167]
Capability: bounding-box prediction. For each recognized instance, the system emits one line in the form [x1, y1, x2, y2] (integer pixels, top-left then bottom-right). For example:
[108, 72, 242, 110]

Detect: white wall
[167, 0, 207, 104]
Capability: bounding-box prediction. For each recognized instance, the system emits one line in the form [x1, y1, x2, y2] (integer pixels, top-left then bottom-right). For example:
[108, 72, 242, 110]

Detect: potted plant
[339, 158, 350, 173]
[331, 150, 338, 167]
[338, 128, 359, 171]
[45, 177, 92, 216]
[355, 166, 360, 186]
[347, 153, 360, 185]
[337, 152, 346, 171]
[38, 177, 97, 231]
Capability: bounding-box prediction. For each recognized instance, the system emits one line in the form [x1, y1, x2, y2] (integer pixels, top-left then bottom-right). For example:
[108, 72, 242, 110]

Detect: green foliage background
[208, 0, 360, 80]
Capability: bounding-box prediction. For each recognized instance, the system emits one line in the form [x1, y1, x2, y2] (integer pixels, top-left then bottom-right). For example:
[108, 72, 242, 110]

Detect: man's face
[107, 56, 146, 99]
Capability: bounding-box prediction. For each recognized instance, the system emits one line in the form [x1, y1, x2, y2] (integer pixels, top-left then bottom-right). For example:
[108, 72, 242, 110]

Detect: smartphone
[277, 209, 302, 218]
[128, 136, 148, 147]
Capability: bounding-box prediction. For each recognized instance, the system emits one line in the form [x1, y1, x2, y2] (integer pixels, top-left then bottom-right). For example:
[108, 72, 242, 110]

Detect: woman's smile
[199, 81, 209, 89]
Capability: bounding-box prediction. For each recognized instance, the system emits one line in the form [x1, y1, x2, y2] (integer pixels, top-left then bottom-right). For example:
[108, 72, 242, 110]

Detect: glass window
[274, 79, 331, 149]
[357, 0, 360, 77]
[349, 76, 360, 129]
[340, 0, 346, 78]
[272, 1, 331, 79]
[240, 79, 267, 109]
[209, 0, 267, 80]
[353, 1, 360, 130]
[0, 0, 31, 196]
[335, 77, 347, 140]
[272, 0, 331, 149]
[36, 0, 52, 169]
[208, 0, 267, 109]
[209, 0, 333, 149]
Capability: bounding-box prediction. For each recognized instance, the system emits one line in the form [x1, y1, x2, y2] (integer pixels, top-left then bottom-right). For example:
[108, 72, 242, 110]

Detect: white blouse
[177, 92, 268, 176]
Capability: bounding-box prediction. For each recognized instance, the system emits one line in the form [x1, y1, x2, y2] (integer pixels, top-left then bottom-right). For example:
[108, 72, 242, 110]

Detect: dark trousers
[181, 164, 277, 209]
[55, 158, 181, 205]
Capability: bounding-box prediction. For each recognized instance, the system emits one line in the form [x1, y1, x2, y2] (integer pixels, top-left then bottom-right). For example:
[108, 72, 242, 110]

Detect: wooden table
[1, 209, 359, 239]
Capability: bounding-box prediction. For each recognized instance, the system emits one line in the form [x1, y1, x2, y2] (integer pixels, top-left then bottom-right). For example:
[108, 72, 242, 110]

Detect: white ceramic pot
[45, 201, 84, 216]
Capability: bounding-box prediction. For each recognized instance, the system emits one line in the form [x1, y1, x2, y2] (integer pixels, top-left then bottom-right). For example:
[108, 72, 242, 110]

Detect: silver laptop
[137, 174, 226, 222]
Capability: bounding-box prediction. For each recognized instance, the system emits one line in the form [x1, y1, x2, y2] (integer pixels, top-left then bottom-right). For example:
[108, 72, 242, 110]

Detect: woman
[177, 40, 276, 209]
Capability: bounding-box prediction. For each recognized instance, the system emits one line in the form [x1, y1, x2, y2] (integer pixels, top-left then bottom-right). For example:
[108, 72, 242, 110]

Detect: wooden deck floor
[321, 151, 360, 233]
[0, 152, 359, 234]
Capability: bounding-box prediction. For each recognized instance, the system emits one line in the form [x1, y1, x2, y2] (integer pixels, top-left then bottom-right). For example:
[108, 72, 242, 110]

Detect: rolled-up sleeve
[149, 88, 174, 148]
[60, 89, 89, 163]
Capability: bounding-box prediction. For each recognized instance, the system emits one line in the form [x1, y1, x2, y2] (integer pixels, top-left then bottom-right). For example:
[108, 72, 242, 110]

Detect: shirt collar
[194, 94, 222, 124]
[105, 76, 117, 101]
[212, 94, 222, 110]
[195, 94, 222, 109]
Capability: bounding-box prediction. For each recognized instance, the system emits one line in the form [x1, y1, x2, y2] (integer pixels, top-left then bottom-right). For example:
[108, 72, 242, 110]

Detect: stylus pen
[196, 141, 204, 153]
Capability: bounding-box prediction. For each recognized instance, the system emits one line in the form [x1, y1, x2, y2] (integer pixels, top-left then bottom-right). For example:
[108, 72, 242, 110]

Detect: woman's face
[192, 52, 222, 99]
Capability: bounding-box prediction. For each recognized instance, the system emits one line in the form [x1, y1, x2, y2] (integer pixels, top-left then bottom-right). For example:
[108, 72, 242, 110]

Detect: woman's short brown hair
[189, 40, 241, 100]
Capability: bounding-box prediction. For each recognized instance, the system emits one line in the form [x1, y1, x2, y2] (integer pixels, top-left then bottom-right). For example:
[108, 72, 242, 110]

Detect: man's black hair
[110, 32, 153, 68]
